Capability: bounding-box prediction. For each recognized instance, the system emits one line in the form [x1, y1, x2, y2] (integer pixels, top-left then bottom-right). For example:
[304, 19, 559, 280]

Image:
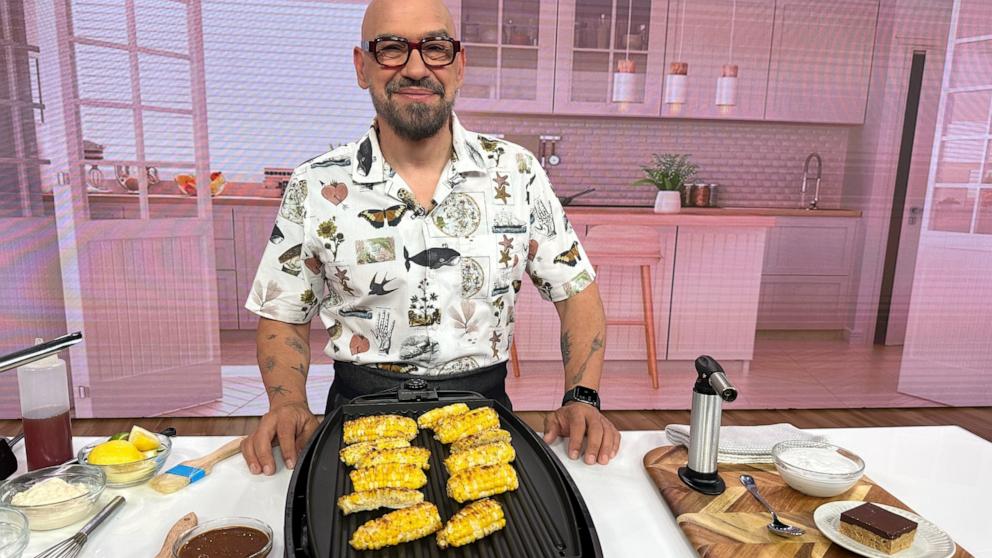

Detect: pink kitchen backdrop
[1, 0, 990, 418]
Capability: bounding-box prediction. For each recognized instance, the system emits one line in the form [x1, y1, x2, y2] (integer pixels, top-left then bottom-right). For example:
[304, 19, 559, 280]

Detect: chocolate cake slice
[839, 503, 917, 554]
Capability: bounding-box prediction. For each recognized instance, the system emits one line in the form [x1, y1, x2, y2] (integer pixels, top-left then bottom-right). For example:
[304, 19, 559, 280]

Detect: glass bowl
[0, 506, 28, 558]
[773, 439, 865, 497]
[0, 464, 105, 531]
[77, 433, 172, 488]
[172, 517, 273, 558]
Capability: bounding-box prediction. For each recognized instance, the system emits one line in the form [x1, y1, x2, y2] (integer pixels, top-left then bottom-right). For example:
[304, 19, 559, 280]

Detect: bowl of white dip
[772, 440, 865, 497]
[0, 464, 105, 530]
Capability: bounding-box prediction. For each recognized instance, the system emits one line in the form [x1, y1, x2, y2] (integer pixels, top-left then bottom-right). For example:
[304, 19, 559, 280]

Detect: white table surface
[9, 425, 991, 557]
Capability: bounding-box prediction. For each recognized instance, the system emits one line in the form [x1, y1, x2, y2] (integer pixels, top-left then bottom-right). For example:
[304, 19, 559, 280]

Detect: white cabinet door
[662, 0, 774, 120]
[446, 0, 558, 114]
[554, 0, 668, 116]
[765, 0, 878, 124]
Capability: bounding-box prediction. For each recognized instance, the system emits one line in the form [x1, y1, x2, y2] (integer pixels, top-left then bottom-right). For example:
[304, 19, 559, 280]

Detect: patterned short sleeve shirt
[245, 114, 596, 376]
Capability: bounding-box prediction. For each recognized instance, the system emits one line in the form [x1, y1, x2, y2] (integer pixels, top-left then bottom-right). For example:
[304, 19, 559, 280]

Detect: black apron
[324, 361, 512, 415]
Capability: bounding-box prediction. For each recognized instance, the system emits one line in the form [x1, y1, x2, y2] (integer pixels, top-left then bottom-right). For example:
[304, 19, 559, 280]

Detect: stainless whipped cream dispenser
[678, 355, 738, 495]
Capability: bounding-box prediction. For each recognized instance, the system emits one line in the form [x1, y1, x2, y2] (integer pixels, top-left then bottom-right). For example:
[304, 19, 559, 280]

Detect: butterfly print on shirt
[358, 205, 407, 228]
[554, 241, 581, 267]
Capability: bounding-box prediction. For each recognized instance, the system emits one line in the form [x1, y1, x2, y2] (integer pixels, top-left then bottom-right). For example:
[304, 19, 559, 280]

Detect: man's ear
[453, 48, 467, 90]
[354, 46, 370, 90]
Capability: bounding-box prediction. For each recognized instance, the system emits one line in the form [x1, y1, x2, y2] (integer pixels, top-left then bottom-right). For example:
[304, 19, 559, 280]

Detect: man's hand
[242, 401, 320, 475]
[543, 403, 621, 465]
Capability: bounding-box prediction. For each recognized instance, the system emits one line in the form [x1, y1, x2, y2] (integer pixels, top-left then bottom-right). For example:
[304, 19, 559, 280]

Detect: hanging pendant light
[664, 0, 689, 113]
[612, 0, 638, 105]
[716, 0, 738, 113]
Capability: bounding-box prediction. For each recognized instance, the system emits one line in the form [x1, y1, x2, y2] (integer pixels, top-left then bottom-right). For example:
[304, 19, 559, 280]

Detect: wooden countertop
[73, 194, 862, 218]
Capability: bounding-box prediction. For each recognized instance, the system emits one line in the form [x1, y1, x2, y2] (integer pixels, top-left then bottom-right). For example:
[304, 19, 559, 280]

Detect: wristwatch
[562, 386, 601, 410]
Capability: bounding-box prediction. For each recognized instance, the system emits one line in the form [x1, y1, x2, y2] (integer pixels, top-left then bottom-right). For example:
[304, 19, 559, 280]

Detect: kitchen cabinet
[757, 216, 859, 330]
[661, 0, 774, 120]
[553, 0, 668, 116]
[666, 226, 767, 362]
[446, 0, 558, 114]
[764, 0, 879, 124]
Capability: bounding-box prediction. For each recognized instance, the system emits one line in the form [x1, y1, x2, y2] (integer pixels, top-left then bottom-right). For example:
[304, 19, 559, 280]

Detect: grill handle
[348, 379, 487, 404]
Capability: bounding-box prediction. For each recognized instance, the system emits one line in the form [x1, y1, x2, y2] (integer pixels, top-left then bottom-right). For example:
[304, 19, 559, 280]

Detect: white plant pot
[654, 190, 682, 214]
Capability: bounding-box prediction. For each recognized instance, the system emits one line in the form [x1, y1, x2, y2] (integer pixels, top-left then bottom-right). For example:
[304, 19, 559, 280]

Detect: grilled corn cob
[357, 446, 431, 470]
[349, 502, 442, 550]
[447, 463, 519, 503]
[434, 406, 500, 444]
[343, 414, 418, 444]
[436, 498, 506, 549]
[450, 429, 512, 454]
[417, 403, 470, 430]
[350, 463, 427, 491]
[444, 441, 515, 475]
[337, 488, 424, 515]
[339, 437, 411, 466]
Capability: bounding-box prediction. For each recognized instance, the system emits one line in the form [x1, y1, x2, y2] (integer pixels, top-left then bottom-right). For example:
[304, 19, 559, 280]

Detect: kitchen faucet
[801, 153, 822, 210]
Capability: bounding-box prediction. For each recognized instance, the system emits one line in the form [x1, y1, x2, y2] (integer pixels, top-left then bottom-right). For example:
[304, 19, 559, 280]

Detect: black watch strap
[562, 386, 600, 410]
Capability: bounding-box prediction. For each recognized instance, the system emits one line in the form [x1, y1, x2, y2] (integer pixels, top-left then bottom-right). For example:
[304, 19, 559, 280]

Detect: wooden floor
[2, 407, 989, 442]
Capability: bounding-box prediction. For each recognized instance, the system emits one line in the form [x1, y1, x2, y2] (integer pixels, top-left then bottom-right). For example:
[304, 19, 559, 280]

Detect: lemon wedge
[87, 440, 144, 465]
[128, 426, 161, 452]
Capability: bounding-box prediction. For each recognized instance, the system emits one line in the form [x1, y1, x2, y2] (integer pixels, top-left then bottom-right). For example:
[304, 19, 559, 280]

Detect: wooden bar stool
[582, 226, 661, 389]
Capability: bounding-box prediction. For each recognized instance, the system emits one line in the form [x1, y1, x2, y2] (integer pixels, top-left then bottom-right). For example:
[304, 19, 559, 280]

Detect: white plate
[814, 501, 955, 558]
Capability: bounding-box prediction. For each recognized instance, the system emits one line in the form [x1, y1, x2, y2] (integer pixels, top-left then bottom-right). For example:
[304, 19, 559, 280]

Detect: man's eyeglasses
[365, 36, 461, 68]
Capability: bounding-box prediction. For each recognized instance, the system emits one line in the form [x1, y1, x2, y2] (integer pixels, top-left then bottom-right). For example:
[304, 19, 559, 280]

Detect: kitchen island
[12, 426, 987, 556]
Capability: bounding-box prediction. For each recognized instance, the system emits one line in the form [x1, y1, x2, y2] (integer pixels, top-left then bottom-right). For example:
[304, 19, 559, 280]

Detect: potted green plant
[634, 153, 698, 213]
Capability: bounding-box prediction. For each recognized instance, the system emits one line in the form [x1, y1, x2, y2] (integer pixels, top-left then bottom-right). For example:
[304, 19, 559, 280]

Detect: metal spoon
[739, 474, 805, 537]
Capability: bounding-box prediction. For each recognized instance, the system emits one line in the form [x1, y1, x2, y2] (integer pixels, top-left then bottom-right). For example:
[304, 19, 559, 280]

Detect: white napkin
[664, 423, 827, 464]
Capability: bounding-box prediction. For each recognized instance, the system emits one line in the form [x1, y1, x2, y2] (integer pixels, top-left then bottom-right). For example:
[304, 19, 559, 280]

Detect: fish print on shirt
[356, 137, 374, 177]
[245, 115, 597, 375]
[403, 246, 460, 271]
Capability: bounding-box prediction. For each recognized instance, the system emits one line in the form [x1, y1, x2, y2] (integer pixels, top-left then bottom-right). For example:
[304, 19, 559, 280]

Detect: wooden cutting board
[643, 446, 972, 558]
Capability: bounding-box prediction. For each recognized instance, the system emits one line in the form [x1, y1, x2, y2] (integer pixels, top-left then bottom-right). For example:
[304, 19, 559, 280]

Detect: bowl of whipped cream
[0, 464, 105, 530]
[772, 440, 865, 497]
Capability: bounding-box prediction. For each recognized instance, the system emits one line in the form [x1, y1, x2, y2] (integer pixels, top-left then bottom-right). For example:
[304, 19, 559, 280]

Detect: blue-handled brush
[150, 436, 245, 494]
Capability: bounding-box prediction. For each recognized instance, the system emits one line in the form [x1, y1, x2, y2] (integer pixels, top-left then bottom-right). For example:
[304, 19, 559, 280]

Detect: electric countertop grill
[285, 379, 602, 557]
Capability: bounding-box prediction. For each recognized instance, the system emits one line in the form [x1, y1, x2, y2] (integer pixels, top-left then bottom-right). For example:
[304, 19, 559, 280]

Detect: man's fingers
[276, 416, 299, 470]
[253, 419, 278, 476]
[584, 419, 603, 465]
[543, 412, 562, 444]
[612, 428, 622, 460]
[566, 410, 586, 460]
[598, 421, 619, 464]
[241, 435, 260, 475]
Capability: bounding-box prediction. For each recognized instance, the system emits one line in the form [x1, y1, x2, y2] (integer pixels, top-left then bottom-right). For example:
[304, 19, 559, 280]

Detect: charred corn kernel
[337, 488, 425, 515]
[417, 403, 470, 430]
[357, 446, 431, 470]
[451, 429, 512, 454]
[447, 463, 519, 503]
[350, 463, 427, 491]
[339, 438, 411, 466]
[343, 414, 418, 444]
[436, 498, 506, 549]
[349, 502, 442, 550]
[434, 407, 500, 444]
[444, 441, 515, 475]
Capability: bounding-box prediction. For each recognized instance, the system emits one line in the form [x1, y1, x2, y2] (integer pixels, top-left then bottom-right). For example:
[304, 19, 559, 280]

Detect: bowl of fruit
[175, 171, 226, 197]
[77, 426, 172, 488]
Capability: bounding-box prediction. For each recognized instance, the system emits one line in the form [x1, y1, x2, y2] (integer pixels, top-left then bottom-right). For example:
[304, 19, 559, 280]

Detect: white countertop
[11, 426, 991, 557]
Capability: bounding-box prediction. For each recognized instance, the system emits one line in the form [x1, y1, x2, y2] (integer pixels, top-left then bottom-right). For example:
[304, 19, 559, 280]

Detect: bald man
[241, 0, 620, 476]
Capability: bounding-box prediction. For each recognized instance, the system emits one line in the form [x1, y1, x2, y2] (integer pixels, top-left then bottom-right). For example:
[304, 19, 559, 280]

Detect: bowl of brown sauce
[173, 517, 272, 558]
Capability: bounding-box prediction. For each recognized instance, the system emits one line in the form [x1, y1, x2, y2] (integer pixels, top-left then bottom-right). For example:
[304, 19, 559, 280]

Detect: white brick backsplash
[459, 113, 852, 208]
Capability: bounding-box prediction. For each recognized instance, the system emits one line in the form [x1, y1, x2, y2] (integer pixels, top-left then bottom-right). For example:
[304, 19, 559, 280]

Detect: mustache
[386, 77, 445, 96]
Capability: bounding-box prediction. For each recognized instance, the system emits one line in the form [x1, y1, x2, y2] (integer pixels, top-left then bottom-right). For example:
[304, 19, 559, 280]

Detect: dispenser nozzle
[693, 355, 738, 402]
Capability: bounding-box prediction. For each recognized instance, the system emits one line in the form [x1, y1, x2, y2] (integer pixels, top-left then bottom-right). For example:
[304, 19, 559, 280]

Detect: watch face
[572, 386, 599, 404]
